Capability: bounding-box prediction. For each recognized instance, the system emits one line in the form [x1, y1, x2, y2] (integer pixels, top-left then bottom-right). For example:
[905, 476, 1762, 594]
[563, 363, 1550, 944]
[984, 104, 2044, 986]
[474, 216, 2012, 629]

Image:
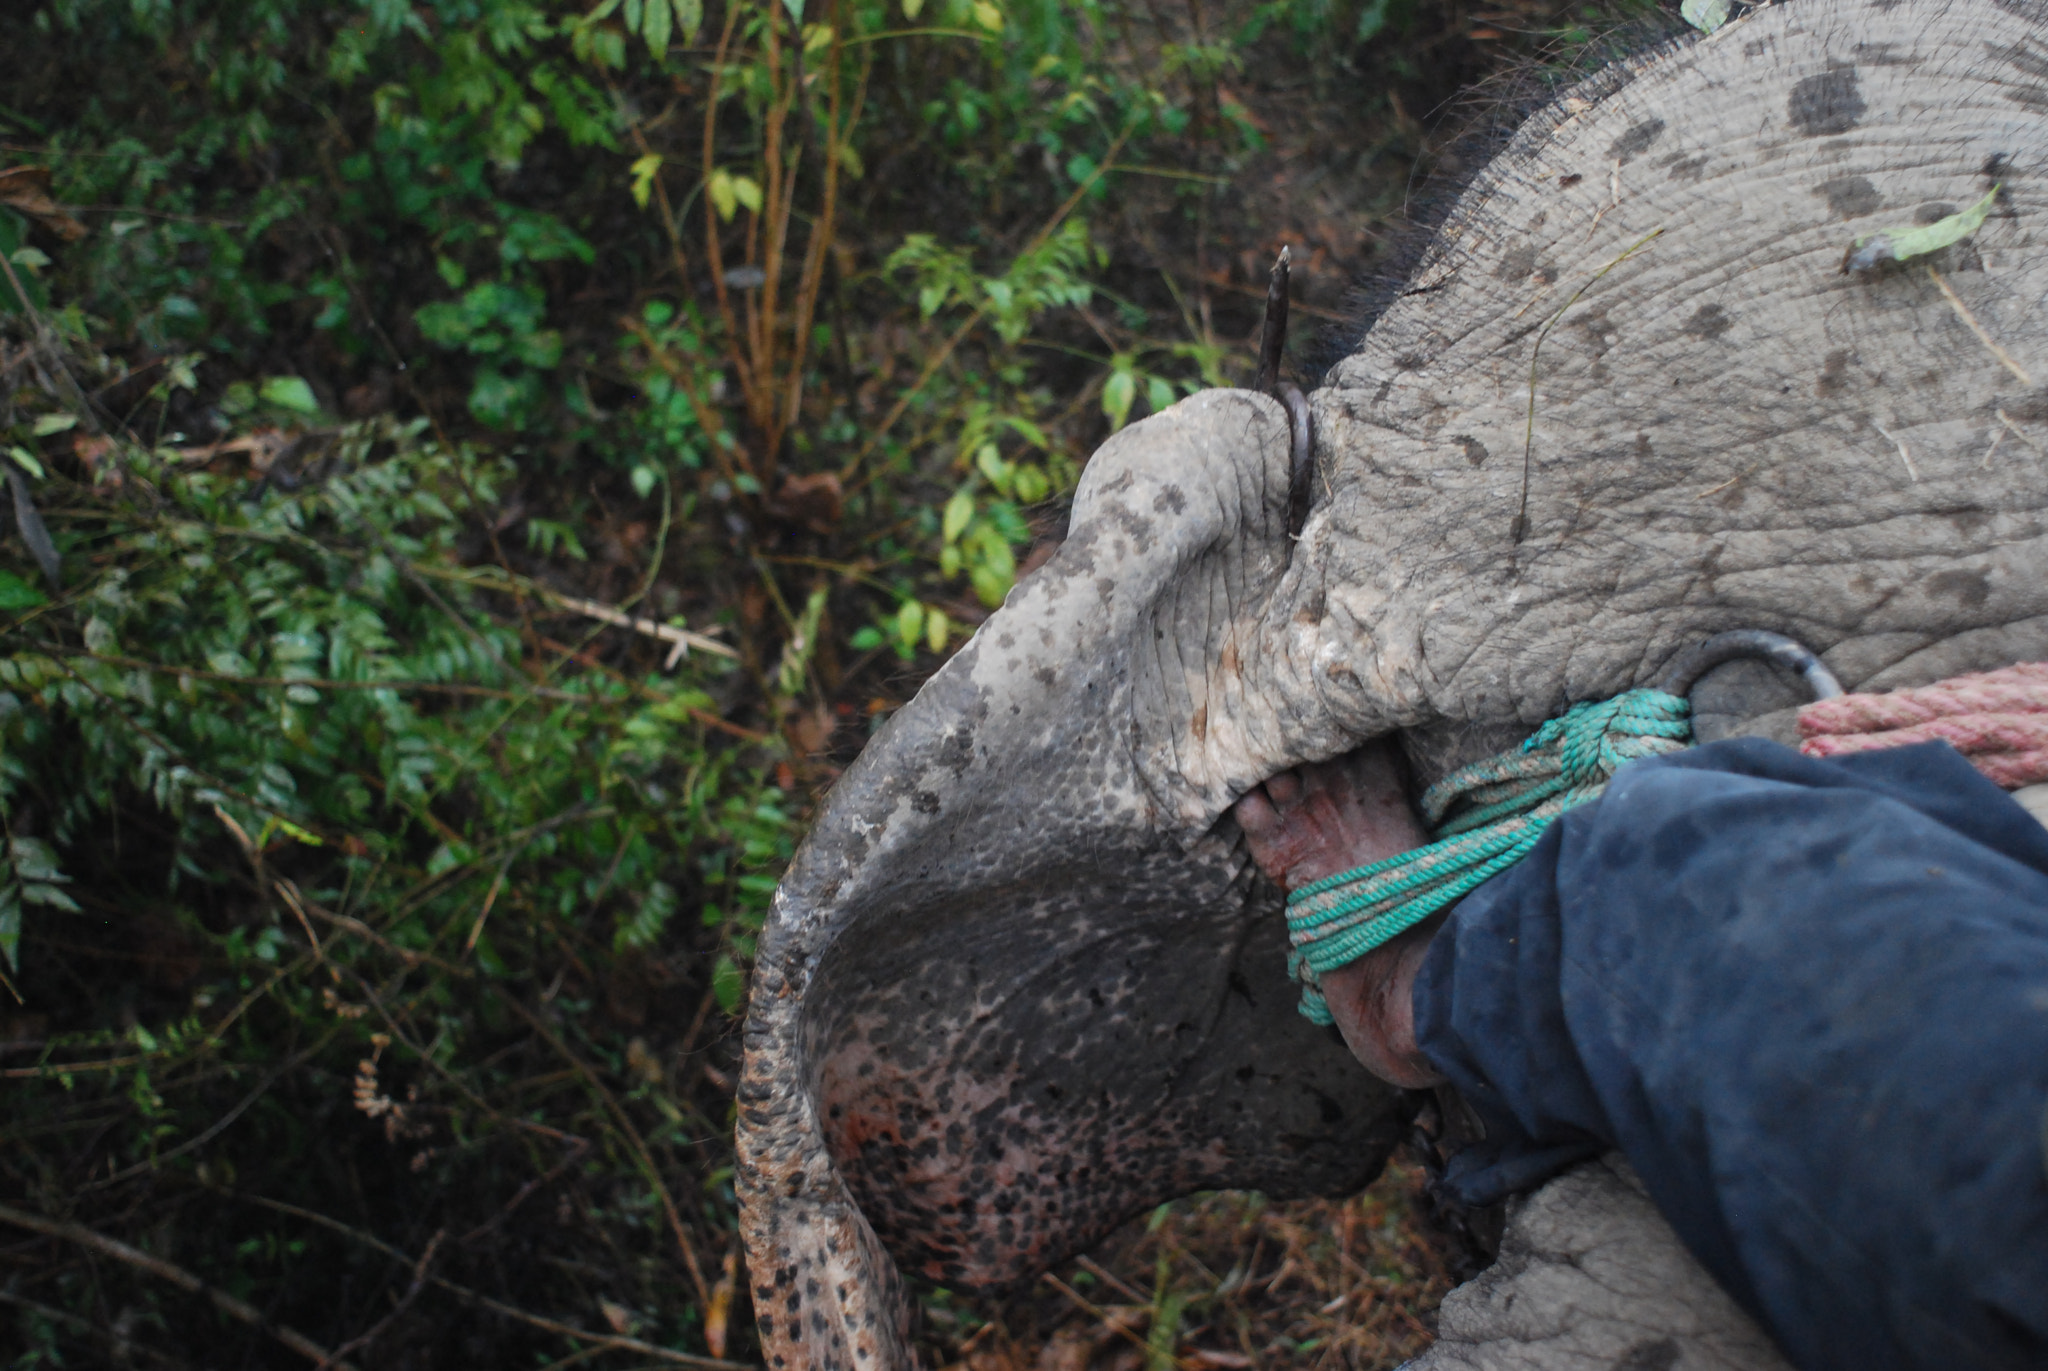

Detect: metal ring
[1654, 629, 1845, 702]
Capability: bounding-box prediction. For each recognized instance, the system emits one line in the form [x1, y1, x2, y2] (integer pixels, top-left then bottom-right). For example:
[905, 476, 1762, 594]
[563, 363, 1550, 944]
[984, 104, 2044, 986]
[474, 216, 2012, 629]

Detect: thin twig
[224, 1190, 746, 1370]
[1929, 265, 2034, 386]
[1075, 1253, 1150, 1304]
[842, 122, 1138, 486]
[1874, 420, 1920, 481]
[316, 1229, 444, 1368]
[0, 1288, 193, 1369]
[1999, 406, 2045, 453]
[0, 1201, 359, 1370]
[1516, 226, 1665, 542]
[66, 651, 603, 702]
[541, 591, 736, 663]
[501, 997, 716, 1319]
[458, 1137, 592, 1245]
[278, 879, 473, 981]
[80, 1029, 339, 1191]
[1038, 1272, 1152, 1356]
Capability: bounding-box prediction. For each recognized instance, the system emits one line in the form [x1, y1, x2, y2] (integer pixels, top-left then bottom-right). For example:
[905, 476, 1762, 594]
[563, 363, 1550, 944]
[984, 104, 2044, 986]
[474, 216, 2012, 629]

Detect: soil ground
[920, 1160, 1470, 1370]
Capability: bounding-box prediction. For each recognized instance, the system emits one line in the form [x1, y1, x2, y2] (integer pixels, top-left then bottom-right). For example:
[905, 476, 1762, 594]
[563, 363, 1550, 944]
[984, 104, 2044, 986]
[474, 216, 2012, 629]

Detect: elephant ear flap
[737, 391, 1412, 1371]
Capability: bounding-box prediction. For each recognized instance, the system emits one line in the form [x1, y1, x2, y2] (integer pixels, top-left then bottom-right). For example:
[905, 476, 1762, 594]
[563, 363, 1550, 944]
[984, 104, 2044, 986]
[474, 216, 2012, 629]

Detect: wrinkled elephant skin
[739, 0, 2048, 1367]
[737, 393, 1413, 1370]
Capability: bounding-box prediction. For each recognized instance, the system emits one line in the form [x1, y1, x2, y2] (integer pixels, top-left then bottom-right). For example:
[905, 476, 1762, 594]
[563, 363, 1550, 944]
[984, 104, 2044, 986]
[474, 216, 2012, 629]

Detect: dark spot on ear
[1395, 352, 1429, 371]
[1914, 200, 1958, 224]
[911, 790, 941, 815]
[1612, 1339, 1680, 1371]
[1634, 432, 1652, 459]
[1817, 349, 1852, 397]
[1607, 118, 1666, 164]
[1789, 64, 1865, 135]
[1558, 172, 1583, 188]
[1496, 243, 1539, 282]
[1682, 303, 1732, 340]
[1817, 175, 1882, 218]
[1152, 484, 1187, 516]
[1455, 434, 1490, 467]
[1663, 154, 1707, 182]
[1926, 568, 1990, 609]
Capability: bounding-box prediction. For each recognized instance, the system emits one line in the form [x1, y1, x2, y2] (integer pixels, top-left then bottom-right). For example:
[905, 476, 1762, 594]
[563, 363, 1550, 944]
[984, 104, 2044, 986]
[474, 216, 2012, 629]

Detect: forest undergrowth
[0, 0, 1648, 1364]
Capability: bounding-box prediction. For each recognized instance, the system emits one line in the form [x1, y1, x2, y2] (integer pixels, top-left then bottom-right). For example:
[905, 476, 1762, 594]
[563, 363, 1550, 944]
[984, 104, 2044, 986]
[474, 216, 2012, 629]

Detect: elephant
[735, 0, 2048, 1365]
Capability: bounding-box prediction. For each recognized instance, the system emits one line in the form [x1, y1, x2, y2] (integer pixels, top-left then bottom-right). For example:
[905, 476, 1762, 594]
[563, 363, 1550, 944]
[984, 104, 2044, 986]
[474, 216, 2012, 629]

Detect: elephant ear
[736, 390, 1414, 1371]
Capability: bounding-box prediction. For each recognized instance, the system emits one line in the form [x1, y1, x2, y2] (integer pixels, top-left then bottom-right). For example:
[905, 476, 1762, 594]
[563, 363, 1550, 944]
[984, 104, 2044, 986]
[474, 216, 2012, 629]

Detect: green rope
[1285, 687, 1693, 1023]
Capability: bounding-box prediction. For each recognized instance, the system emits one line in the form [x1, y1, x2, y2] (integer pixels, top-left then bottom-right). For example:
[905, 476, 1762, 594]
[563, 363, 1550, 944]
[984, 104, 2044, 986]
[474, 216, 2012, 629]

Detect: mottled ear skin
[737, 391, 1414, 1371]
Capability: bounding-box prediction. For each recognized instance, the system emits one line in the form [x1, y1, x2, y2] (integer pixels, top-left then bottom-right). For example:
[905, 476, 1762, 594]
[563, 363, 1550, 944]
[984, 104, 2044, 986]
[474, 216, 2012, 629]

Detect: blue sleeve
[1411, 738, 2048, 1371]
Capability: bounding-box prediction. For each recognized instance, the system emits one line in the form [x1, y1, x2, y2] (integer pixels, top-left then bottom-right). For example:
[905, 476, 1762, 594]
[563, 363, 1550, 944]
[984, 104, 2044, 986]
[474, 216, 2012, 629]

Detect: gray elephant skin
[737, 0, 2048, 1366]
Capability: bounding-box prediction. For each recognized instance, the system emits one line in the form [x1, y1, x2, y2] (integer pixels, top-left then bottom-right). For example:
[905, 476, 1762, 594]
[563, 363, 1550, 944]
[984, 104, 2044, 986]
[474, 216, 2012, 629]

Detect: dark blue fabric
[1411, 738, 2048, 1371]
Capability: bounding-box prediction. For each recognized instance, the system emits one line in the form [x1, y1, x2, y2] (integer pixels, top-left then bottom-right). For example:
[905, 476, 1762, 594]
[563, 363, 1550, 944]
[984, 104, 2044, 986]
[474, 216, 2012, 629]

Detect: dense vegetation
[0, 0, 1645, 1365]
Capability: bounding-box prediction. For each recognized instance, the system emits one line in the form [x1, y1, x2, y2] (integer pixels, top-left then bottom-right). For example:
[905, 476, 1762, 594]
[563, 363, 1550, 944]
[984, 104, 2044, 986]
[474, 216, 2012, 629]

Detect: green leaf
[711, 953, 746, 1014]
[969, 561, 1011, 608]
[894, 599, 924, 650]
[1011, 463, 1049, 504]
[849, 625, 885, 651]
[0, 569, 46, 612]
[708, 170, 738, 222]
[7, 446, 45, 479]
[0, 885, 17, 974]
[972, 1, 1003, 31]
[1102, 367, 1136, 431]
[672, 0, 703, 43]
[924, 608, 950, 654]
[974, 442, 1010, 495]
[1680, 0, 1731, 33]
[642, 0, 672, 58]
[1847, 186, 2000, 272]
[781, 0, 805, 26]
[901, 0, 924, 16]
[942, 489, 975, 543]
[260, 376, 320, 414]
[513, 328, 563, 368]
[631, 463, 659, 497]
[730, 175, 763, 214]
[1145, 375, 1176, 415]
[31, 413, 76, 436]
[630, 153, 663, 209]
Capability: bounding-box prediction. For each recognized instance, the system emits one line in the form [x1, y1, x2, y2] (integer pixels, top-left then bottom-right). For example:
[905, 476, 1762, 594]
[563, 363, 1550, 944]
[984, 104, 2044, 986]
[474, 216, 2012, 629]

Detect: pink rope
[1796, 661, 2048, 789]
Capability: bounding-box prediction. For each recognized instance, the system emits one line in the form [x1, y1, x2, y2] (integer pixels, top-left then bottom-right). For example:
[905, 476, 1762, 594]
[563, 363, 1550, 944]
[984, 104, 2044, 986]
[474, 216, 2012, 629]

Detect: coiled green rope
[1286, 687, 1694, 1023]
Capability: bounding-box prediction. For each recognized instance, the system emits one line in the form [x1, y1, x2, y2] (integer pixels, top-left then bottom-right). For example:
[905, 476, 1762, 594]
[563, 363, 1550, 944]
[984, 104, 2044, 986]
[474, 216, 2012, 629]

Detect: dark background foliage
[0, 0, 1655, 1364]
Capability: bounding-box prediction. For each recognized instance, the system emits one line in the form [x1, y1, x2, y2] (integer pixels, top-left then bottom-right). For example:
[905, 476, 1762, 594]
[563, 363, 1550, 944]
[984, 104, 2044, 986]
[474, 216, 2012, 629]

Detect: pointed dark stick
[1254, 245, 1291, 394]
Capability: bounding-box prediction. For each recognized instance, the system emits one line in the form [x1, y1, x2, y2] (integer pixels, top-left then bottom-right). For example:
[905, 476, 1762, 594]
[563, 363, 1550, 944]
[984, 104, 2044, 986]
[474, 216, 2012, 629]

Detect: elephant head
[738, 0, 2048, 1364]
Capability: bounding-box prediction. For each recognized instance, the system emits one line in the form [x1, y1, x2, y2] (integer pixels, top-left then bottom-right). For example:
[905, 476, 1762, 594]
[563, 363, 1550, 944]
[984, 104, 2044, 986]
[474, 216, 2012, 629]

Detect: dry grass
[915, 1156, 1465, 1371]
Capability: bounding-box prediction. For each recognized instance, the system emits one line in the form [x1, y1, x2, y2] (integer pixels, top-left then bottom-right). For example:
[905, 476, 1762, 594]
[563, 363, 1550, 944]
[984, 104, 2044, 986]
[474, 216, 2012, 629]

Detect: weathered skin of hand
[738, 1, 2048, 1367]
